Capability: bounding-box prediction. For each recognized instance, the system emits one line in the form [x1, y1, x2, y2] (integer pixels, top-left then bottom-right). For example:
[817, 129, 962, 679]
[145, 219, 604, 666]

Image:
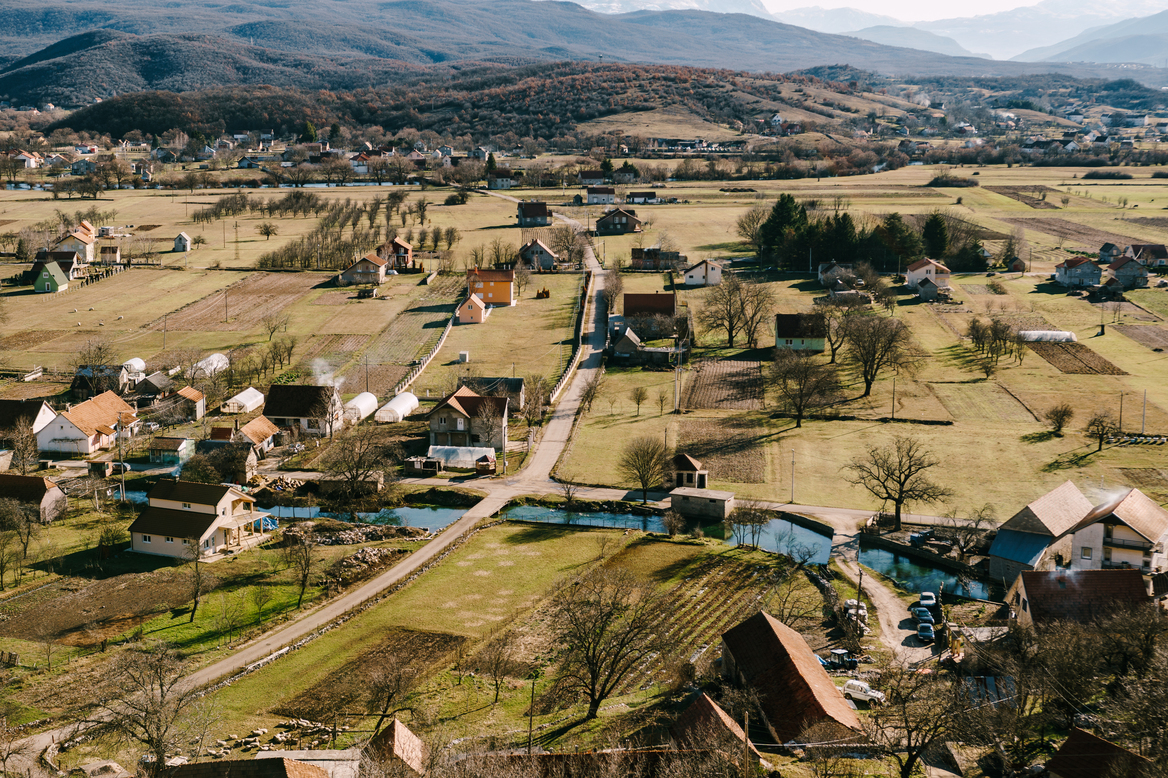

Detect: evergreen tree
[618, 161, 639, 179]
[759, 193, 808, 267]
[922, 212, 949, 258]
[329, 123, 341, 140]
[14, 238, 29, 262]
[300, 121, 318, 143]
[486, 153, 497, 174]
[948, 240, 988, 272]
[600, 158, 614, 176]
[875, 213, 923, 268]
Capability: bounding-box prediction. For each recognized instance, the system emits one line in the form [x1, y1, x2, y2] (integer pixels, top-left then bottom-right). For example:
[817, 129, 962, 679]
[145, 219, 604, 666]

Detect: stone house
[426, 386, 509, 449]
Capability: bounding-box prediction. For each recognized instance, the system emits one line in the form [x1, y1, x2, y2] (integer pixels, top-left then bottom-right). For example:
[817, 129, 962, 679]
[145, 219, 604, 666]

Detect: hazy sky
[763, 0, 1044, 22]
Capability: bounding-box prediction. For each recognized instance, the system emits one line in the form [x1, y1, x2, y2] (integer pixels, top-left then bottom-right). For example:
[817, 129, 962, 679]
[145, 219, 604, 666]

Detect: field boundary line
[996, 381, 1041, 422]
[392, 291, 461, 395]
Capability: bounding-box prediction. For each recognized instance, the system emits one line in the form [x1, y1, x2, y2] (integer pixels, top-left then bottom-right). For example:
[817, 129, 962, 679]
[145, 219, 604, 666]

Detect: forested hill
[4, 0, 1168, 107]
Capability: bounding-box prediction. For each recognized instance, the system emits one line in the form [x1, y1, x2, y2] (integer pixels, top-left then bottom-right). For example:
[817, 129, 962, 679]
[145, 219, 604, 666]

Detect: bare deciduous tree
[579, 370, 604, 413]
[367, 656, 419, 735]
[477, 628, 516, 705]
[864, 659, 959, 778]
[617, 435, 667, 503]
[769, 350, 840, 427]
[285, 530, 318, 608]
[261, 311, 290, 341]
[696, 274, 773, 349]
[735, 203, 769, 256]
[1085, 411, 1118, 451]
[553, 567, 667, 719]
[845, 435, 953, 532]
[319, 425, 400, 516]
[630, 386, 648, 415]
[842, 314, 919, 397]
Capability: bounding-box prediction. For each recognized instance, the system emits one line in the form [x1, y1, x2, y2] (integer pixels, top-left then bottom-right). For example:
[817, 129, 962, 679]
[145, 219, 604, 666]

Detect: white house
[128, 479, 270, 561]
[1055, 257, 1102, 288]
[174, 232, 192, 252]
[263, 384, 344, 436]
[586, 187, 615, 205]
[36, 391, 138, 455]
[1069, 489, 1168, 574]
[54, 230, 96, 264]
[905, 258, 951, 290]
[683, 259, 723, 287]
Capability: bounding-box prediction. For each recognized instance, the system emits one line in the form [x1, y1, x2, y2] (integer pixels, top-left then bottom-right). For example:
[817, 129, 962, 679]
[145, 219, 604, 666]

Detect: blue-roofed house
[988, 481, 1093, 585]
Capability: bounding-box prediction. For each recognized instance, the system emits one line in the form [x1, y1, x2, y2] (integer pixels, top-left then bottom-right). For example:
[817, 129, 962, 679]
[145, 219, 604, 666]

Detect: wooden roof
[1072, 488, 1168, 542]
[1046, 727, 1153, 778]
[1017, 570, 1150, 624]
[1000, 480, 1093, 537]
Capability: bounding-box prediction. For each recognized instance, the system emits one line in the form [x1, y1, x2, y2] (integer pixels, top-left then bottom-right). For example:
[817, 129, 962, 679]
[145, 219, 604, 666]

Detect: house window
[1081, 547, 1092, 560]
[182, 502, 191, 510]
[487, 293, 493, 298]
[142, 535, 152, 543]
[471, 434, 481, 443]
[165, 537, 174, 543]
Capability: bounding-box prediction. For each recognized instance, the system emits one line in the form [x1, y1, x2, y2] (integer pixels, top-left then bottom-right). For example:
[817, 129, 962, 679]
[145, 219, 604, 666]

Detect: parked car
[842, 680, 885, 704]
[919, 591, 937, 608]
[909, 529, 934, 547]
[917, 623, 935, 644]
[911, 607, 934, 625]
[143, 421, 160, 432]
[111, 461, 132, 474]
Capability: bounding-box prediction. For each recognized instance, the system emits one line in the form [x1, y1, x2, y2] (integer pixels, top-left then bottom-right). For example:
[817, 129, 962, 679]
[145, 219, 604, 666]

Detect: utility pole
[117, 419, 125, 501]
[527, 676, 537, 754]
[163, 314, 167, 348]
[1142, 389, 1147, 434]
[790, 449, 795, 504]
[891, 374, 896, 420]
[224, 290, 228, 323]
[1119, 392, 1124, 432]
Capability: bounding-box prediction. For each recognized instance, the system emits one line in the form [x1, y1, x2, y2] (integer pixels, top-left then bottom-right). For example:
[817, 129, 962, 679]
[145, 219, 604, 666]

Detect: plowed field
[683, 357, 763, 410]
[1116, 324, 1168, 349]
[149, 272, 324, 331]
[679, 417, 766, 483]
[1027, 342, 1127, 375]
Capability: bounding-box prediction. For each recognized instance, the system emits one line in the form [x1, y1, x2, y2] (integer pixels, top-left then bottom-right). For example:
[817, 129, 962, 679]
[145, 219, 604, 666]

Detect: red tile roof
[1018, 570, 1149, 624]
[427, 386, 507, 420]
[623, 292, 676, 317]
[1001, 480, 1093, 537]
[721, 611, 861, 743]
[1047, 728, 1152, 778]
[467, 268, 514, 282]
[670, 692, 760, 758]
[907, 258, 950, 274]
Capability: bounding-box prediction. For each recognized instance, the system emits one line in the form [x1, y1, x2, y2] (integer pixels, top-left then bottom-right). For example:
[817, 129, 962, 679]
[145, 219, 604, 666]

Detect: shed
[174, 232, 192, 252]
[671, 487, 735, 520]
[376, 392, 419, 423]
[343, 392, 378, 422]
[222, 387, 265, 414]
[1018, 330, 1077, 342]
[148, 437, 194, 464]
[33, 261, 69, 293]
[195, 353, 229, 377]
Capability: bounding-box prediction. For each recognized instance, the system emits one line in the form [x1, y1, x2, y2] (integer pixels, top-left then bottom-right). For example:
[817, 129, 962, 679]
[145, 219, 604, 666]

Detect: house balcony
[1102, 559, 1150, 571]
[1103, 536, 1153, 551]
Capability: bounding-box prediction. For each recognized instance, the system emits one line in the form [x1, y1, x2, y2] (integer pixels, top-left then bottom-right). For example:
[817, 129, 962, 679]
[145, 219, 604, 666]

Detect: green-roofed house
[34, 261, 69, 293]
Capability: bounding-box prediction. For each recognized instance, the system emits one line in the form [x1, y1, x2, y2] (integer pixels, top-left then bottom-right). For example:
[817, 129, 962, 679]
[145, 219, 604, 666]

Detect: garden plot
[683, 357, 764, 410]
[340, 363, 409, 397]
[928, 382, 1036, 423]
[679, 417, 767, 483]
[273, 628, 466, 721]
[997, 217, 1145, 252]
[957, 284, 993, 296]
[149, 272, 324, 331]
[1027, 342, 1127, 375]
[1115, 324, 1168, 350]
[300, 334, 370, 363]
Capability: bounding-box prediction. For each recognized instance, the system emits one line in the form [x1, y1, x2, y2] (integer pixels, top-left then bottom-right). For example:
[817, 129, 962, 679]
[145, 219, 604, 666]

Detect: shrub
[1083, 170, 1133, 180]
[927, 174, 979, 187]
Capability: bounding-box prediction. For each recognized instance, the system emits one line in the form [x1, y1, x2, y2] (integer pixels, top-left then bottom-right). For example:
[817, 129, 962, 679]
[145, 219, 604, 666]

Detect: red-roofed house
[623, 292, 676, 318]
[905, 258, 950, 290]
[177, 386, 205, 420]
[427, 386, 508, 449]
[1055, 257, 1102, 288]
[36, 391, 138, 455]
[0, 473, 66, 522]
[456, 293, 488, 324]
[1108, 256, 1150, 289]
[386, 236, 413, 270]
[1007, 569, 1150, 628]
[467, 267, 515, 306]
[1047, 727, 1153, 778]
[340, 252, 388, 286]
[721, 611, 862, 744]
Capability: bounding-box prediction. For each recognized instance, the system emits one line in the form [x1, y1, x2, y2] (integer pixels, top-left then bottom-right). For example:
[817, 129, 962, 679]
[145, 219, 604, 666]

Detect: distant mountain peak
[770, 6, 904, 34]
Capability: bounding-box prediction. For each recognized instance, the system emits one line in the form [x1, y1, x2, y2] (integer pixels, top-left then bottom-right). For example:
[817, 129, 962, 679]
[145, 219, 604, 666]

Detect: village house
[1126, 243, 1168, 267]
[672, 453, 709, 489]
[0, 474, 66, 523]
[33, 250, 86, 281]
[177, 386, 206, 420]
[1007, 569, 1150, 628]
[71, 158, 97, 175]
[630, 246, 684, 270]
[71, 364, 129, 399]
[263, 385, 343, 436]
[427, 386, 508, 449]
[595, 208, 641, 236]
[487, 171, 513, 189]
[148, 437, 195, 465]
[128, 479, 270, 561]
[670, 692, 760, 762]
[626, 191, 656, 204]
[578, 169, 605, 186]
[32, 261, 69, 293]
[367, 719, 428, 776]
[0, 399, 56, 444]
[905, 258, 951, 290]
[100, 245, 121, 264]
[1099, 243, 1123, 262]
[1068, 488, 1168, 574]
[196, 439, 258, 483]
[773, 313, 826, 352]
[721, 612, 863, 744]
[586, 186, 616, 206]
[1046, 728, 1153, 778]
[36, 391, 138, 455]
[817, 261, 854, 286]
[467, 267, 515, 306]
[456, 293, 488, 324]
[339, 252, 387, 286]
[234, 415, 280, 453]
[624, 292, 676, 319]
[459, 376, 525, 411]
[516, 201, 551, 228]
[611, 326, 642, 358]
[385, 236, 413, 270]
[131, 372, 176, 406]
[10, 150, 42, 168]
[519, 239, 557, 271]
[988, 481, 1094, 584]
[682, 259, 722, 286]
[1108, 256, 1149, 289]
[174, 232, 192, 253]
[1055, 257, 1102, 288]
[55, 229, 96, 265]
[916, 276, 951, 302]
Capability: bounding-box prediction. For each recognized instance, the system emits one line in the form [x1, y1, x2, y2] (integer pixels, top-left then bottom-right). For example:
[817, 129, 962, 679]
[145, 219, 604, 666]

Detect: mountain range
[1013, 10, 1168, 67]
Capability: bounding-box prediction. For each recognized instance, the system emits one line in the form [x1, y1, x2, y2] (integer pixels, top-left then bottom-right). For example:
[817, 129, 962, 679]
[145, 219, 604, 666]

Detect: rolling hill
[843, 26, 987, 59]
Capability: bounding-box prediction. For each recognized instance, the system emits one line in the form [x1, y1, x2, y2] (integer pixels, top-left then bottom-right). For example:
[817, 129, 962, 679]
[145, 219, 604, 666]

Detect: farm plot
[985, 186, 1062, 209]
[607, 548, 773, 694]
[340, 363, 409, 397]
[679, 417, 767, 483]
[957, 284, 994, 296]
[0, 329, 63, 351]
[149, 272, 324, 332]
[364, 278, 462, 366]
[299, 334, 370, 363]
[1027, 342, 1127, 375]
[1116, 324, 1168, 350]
[0, 568, 190, 647]
[927, 382, 1036, 423]
[996, 217, 1145, 252]
[273, 628, 466, 721]
[683, 357, 764, 410]
[1118, 468, 1168, 499]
